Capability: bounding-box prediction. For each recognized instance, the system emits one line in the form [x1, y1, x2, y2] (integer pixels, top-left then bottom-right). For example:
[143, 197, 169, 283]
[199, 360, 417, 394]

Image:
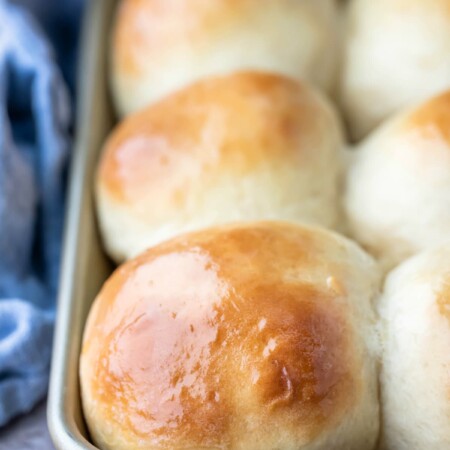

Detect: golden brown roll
[378, 244, 450, 450]
[80, 221, 381, 450]
[111, 0, 340, 116]
[97, 71, 345, 263]
[344, 90, 450, 272]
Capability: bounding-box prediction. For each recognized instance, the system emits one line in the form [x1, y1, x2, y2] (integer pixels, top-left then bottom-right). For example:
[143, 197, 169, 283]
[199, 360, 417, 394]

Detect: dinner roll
[344, 91, 450, 271]
[340, 0, 450, 140]
[112, 0, 340, 116]
[80, 221, 381, 450]
[97, 72, 344, 263]
[378, 244, 450, 450]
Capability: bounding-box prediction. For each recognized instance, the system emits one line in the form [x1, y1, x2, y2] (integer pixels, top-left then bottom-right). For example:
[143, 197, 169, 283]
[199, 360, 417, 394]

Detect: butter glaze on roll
[378, 244, 450, 450]
[111, 0, 340, 116]
[344, 91, 450, 271]
[97, 72, 344, 263]
[80, 222, 381, 450]
[341, 0, 450, 140]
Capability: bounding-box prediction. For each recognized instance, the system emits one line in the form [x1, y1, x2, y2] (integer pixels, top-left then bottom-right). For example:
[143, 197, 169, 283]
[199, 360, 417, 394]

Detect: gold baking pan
[47, 1, 116, 448]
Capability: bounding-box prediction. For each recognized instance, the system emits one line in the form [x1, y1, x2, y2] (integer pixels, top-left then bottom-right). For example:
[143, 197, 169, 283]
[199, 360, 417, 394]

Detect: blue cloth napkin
[0, 0, 71, 426]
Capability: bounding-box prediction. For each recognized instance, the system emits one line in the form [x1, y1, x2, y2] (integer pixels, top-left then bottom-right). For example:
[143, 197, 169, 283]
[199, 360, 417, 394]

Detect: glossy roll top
[80, 221, 381, 450]
[97, 71, 344, 263]
[111, 0, 340, 116]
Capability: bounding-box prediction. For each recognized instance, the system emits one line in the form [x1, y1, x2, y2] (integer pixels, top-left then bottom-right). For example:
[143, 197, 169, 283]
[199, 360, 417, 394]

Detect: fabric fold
[0, 0, 70, 426]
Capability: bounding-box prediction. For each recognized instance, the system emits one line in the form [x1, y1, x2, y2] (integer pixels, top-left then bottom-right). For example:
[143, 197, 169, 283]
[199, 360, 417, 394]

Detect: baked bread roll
[340, 0, 450, 140]
[344, 91, 450, 271]
[378, 244, 450, 450]
[112, 0, 340, 116]
[80, 221, 381, 450]
[97, 72, 344, 263]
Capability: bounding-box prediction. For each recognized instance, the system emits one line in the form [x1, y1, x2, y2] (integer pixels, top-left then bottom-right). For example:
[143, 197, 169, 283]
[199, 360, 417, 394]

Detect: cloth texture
[0, 0, 71, 426]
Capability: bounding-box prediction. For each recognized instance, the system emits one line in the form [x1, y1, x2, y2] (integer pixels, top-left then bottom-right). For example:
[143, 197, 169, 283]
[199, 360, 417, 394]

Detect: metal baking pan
[47, 1, 117, 448]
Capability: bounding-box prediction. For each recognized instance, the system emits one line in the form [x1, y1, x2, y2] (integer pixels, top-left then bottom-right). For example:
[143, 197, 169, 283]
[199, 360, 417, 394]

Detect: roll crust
[80, 222, 380, 450]
[345, 90, 450, 271]
[97, 72, 344, 263]
[112, 0, 340, 116]
[340, 0, 450, 140]
[378, 244, 450, 450]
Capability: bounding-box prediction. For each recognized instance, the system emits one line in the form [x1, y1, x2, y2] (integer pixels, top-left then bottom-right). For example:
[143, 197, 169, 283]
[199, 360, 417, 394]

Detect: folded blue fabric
[0, 0, 70, 425]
